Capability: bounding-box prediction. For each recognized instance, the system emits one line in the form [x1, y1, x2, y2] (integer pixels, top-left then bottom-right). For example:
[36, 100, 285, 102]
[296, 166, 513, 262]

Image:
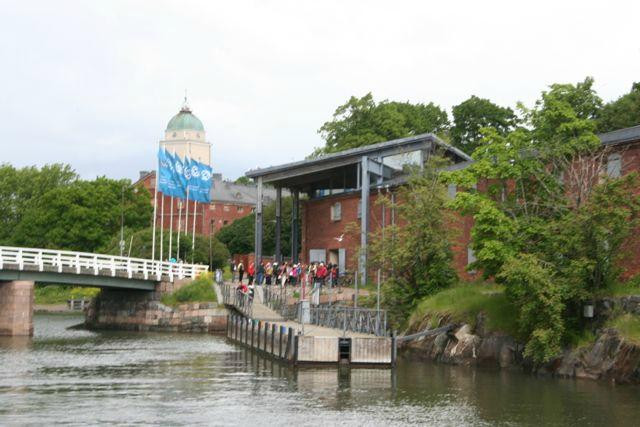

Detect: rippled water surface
[1, 314, 639, 426]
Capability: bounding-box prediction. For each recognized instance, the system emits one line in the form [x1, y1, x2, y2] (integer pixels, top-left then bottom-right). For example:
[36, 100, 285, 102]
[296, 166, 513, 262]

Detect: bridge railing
[0, 246, 208, 282]
[220, 283, 253, 317]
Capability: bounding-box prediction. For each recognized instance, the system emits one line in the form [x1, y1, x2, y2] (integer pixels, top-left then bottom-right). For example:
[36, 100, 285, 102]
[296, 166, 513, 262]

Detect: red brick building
[245, 125, 640, 285]
[245, 134, 474, 285]
[136, 171, 281, 236]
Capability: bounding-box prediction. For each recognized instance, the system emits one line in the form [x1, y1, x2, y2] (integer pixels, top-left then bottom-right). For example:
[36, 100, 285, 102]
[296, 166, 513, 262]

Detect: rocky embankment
[401, 296, 640, 384]
[84, 288, 228, 334]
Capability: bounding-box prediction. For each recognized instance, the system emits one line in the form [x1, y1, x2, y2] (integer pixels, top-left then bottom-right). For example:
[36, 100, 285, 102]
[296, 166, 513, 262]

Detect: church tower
[160, 99, 211, 166]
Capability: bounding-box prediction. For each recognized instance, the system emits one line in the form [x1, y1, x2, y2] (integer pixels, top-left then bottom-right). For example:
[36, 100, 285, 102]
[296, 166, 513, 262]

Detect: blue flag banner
[199, 162, 213, 203]
[157, 147, 177, 196]
[187, 158, 203, 202]
[166, 151, 186, 199]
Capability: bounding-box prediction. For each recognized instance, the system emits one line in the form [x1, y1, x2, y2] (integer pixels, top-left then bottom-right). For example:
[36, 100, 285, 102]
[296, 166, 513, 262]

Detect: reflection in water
[0, 314, 639, 426]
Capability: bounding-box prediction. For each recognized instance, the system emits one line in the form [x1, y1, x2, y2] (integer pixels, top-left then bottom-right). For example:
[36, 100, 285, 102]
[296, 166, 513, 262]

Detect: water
[1, 315, 639, 426]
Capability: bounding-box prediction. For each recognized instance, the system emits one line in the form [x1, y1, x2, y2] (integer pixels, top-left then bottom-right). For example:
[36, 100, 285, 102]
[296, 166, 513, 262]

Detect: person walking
[247, 262, 255, 285]
[265, 262, 273, 285]
[257, 261, 265, 286]
[238, 261, 245, 284]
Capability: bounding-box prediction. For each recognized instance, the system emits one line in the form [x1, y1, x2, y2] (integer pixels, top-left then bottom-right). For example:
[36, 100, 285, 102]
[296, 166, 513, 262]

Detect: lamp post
[119, 185, 125, 256]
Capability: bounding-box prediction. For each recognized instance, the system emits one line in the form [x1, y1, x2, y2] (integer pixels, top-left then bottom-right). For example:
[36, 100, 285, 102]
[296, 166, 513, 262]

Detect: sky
[1, 0, 638, 182]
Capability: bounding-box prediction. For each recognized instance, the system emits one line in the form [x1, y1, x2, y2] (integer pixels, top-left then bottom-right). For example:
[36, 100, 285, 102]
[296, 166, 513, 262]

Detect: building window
[223, 220, 228, 226]
[331, 202, 342, 221]
[237, 206, 244, 213]
[223, 205, 230, 212]
[447, 183, 457, 199]
[210, 204, 216, 211]
[607, 153, 622, 178]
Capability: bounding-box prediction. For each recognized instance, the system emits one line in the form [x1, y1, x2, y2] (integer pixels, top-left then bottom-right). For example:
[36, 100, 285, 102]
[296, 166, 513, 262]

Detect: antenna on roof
[181, 89, 190, 112]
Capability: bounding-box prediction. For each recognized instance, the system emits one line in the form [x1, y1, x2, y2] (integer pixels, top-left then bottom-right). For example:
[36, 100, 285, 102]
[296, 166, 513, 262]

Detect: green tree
[598, 82, 640, 132]
[448, 77, 639, 364]
[369, 158, 457, 327]
[450, 95, 518, 155]
[102, 228, 230, 268]
[0, 163, 77, 244]
[215, 197, 298, 257]
[13, 177, 152, 252]
[234, 176, 252, 185]
[316, 93, 449, 155]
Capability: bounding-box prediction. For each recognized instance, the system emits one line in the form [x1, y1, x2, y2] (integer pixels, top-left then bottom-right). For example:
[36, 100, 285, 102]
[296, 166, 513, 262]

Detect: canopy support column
[254, 176, 263, 265]
[275, 187, 282, 263]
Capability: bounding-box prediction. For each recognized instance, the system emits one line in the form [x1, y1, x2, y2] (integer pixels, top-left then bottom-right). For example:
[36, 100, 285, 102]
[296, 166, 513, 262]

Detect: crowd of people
[231, 260, 340, 290]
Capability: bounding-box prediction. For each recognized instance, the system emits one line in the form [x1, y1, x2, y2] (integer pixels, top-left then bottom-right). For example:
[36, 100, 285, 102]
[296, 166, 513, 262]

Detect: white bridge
[0, 246, 208, 290]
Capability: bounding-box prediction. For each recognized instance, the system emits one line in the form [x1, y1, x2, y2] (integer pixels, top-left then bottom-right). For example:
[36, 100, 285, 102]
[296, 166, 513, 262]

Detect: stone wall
[0, 281, 34, 336]
[85, 287, 228, 334]
[401, 298, 640, 384]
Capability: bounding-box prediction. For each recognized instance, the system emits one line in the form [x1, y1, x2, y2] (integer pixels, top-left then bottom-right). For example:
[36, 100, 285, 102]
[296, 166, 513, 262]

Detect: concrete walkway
[247, 285, 371, 338]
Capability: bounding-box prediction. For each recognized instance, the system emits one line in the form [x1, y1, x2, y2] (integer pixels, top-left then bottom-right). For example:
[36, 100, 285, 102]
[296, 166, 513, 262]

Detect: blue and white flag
[187, 158, 203, 202]
[199, 162, 213, 203]
[157, 147, 177, 196]
[166, 150, 186, 199]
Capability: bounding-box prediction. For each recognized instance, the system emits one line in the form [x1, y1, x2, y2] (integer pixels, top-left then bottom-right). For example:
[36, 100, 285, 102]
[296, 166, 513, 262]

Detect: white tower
[161, 98, 211, 166]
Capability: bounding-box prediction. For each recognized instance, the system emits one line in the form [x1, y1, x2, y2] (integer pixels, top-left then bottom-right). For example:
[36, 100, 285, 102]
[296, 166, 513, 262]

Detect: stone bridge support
[0, 280, 34, 336]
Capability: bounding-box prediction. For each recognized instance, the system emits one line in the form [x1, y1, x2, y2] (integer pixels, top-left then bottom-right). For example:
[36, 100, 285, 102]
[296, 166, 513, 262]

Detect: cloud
[1, 0, 638, 180]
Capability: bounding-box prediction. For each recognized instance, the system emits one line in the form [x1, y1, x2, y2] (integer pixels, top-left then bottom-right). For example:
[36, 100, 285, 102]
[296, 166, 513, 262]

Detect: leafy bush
[35, 285, 100, 304]
[369, 158, 457, 328]
[161, 274, 217, 306]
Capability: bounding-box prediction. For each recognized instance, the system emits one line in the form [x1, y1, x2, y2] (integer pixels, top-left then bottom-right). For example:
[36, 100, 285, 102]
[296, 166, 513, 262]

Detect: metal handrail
[310, 306, 388, 336]
[0, 245, 208, 282]
[220, 283, 254, 317]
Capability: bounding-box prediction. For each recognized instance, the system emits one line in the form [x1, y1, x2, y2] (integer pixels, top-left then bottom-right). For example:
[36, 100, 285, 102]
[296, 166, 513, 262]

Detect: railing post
[93, 255, 98, 275]
[110, 257, 116, 277]
[251, 320, 255, 348]
[127, 258, 132, 279]
[57, 252, 62, 273]
[38, 250, 43, 272]
[271, 323, 276, 355]
[264, 322, 269, 351]
[18, 248, 24, 270]
[75, 253, 80, 274]
[0, 248, 3, 269]
[257, 321, 262, 351]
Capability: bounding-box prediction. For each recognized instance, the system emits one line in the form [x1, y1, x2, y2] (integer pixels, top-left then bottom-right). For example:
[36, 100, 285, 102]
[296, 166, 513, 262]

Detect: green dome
[166, 107, 204, 132]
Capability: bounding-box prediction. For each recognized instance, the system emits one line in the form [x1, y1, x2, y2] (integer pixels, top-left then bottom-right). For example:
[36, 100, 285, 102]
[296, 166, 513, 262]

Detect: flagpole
[168, 196, 174, 260]
[151, 168, 159, 262]
[191, 199, 197, 263]
[184, 186, 190, 236]
[177, 199, 182, 261]
[160, 193, 164, 262]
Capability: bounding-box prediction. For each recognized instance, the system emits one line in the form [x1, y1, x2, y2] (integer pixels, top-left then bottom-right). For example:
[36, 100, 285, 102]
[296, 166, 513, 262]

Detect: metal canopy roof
[245, 133, 472, 189]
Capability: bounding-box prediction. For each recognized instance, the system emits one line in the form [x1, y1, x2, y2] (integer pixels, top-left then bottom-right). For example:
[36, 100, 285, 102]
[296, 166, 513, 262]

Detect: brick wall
[138, 172, 255, 236]
[301, 189, 476, 280]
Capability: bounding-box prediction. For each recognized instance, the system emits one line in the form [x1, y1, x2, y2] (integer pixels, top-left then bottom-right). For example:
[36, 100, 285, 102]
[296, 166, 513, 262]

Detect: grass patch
[601, 280, 640, 297]
[409, 283, 519, 337]
[35, 285, 100, 305]
[223, 265, 233, 281]
[606, 313, 640, 344]
[161, 273, 217, 307]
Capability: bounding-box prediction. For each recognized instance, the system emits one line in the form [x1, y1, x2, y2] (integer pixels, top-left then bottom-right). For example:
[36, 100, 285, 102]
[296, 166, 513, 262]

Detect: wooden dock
[226, 312, 394, 365]
[223, 286, 395, 366]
